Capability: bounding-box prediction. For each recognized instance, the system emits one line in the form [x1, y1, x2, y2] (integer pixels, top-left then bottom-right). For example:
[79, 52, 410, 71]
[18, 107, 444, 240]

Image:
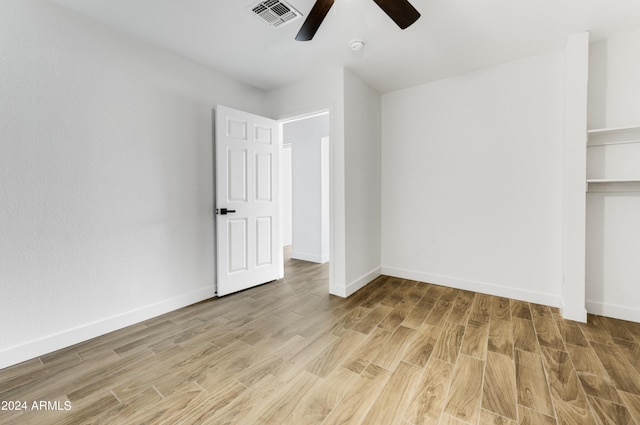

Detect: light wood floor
[2, 255, 640, 425]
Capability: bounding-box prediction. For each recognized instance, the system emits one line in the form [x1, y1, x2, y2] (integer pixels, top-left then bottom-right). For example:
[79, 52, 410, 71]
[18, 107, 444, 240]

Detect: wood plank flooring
[2, 253, 640, 424]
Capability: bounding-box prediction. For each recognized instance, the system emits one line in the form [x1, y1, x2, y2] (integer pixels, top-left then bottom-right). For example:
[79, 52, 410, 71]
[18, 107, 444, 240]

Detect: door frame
[278, 108, 333, 291]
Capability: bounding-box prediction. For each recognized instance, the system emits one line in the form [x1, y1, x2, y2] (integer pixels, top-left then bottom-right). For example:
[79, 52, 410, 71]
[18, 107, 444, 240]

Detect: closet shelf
[586, 179, 640, 183]
[588, 124, 640, 135]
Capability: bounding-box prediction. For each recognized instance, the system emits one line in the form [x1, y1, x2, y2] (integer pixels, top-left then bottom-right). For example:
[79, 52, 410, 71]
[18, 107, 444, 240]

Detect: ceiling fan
[296, 0, 421, 41]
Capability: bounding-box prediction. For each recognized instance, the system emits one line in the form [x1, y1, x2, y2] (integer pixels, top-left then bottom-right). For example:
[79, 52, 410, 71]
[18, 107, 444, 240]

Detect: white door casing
[215, 105, 281, 296]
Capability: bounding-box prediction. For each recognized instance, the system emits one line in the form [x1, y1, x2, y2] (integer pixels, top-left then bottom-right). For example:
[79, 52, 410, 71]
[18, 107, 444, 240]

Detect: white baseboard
[330, 267, 381, 298]
[381, 266, 561, 308]
[0, 286, 214, 370]
[560, 299, 587, 323]
[291, 251, 329, 264]
[346, 267, 382, 297]
[586, 300, 640, 323]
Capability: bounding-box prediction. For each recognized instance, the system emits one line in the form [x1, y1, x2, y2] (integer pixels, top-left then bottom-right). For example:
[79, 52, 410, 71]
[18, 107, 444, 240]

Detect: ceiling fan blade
[372, 0, 420, 29]
[295, 0, 335, 41]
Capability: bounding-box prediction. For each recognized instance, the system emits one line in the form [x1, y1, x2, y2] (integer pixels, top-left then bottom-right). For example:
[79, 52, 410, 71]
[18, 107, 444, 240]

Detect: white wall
[266, 68, 347, 295]
[267, 68, 382, 297]
[588, 31, 640, 130]
[381, 52, 565, 307]
[283, 114, 330, 263]
[343, 70, 383, 293]
[280, 145, 292, 246]
[562, 32, 589, 322]
[321, 137, 330, 263]
[0, 0, 266, 369]
[586, 30, 640, 322]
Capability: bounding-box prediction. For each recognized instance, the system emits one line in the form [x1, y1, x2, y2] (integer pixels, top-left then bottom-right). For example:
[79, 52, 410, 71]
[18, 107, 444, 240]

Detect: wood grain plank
[515, 349, 554, 416]
[541, 347, 587, 410]
[0, 350, 122, 402]
[424, 299, 452, 327]
[469, 294, 492, 324]
[618, 391, 640, 425]
[432, 321, 466, 364]
[322, 364, 391, 425]
[603, 317, 637, 342]
[578, 374, 622, 403]
[404, 281, 429, 306]
[254, 370, 320, 424]
[588, 395, 635, 425]
[553, 400, 597, 425]
[592, 342, 640, 395]
[402, 296, 435, 329]
[0, 409, 24, 425]
[444, 355, 484, 423]
[404, 357, 454, 425]
[480, 409, 517, 425]
[286, 367, 360, 425]
[556, 320, 589, 348]
[378, 302, 414, 332]
[146, 382, 233, 425]
[341, 327, 392, 374]
[207, 374, 283, 425]
[531, 303, 554, 318]
[534, 316, 565, 351]
[372, 326, 416, 371]
[513, 318, 538, 353]
[578, 316, 615, 345]
[613, 338, 640, 375]
[488, 319, 514, 358]
[482, 351, 517, 420]
[336, 305, 372, 331]
[306, 330, 367, 378]
[439, 414, 469, 425]
[447, 292, 474, 325]
[360, 278, 394, 309]
[423, 285, 446, 302]
[511, 300, 532, 320]
[380, 278, 410, 307]
[272, 331, 338, 382]
[233, 334, 308, 387]
[0, 358, 43, 387]
[460, 322, 489, 360]
[193, 341, 257, 394]
[491, 297, 512, 321]
[565, 343, 607, 377]
[361, 361, 422, 425]
[402, 324, 442, 368]
[64, 348, 156, 403]
[439, 287, 460, 303]
[352, 305, 393, 334]
[518, 405, 557, 425]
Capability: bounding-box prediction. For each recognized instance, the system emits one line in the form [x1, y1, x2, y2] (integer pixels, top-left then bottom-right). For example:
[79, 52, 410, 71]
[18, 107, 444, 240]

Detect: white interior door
[215, 105, 281, 296]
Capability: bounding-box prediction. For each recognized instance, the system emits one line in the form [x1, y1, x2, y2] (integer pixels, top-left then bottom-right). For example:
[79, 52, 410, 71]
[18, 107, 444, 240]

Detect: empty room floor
[1, 256, 640, 424]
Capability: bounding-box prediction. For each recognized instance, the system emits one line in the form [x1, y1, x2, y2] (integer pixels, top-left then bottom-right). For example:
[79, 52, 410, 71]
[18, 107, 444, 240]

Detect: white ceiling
[50, 0, 640, 93]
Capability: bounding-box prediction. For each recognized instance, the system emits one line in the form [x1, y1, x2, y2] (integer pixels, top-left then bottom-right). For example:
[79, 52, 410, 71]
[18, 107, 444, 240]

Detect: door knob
[216, 208, 236, 215]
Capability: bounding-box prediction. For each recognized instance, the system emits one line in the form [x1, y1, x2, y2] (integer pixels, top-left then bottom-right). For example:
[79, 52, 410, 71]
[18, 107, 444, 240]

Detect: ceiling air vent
[249, 0, 302, 28]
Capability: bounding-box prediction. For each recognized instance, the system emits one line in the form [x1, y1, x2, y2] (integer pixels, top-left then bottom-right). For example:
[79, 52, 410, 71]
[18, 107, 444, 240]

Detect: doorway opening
[279, 111, 330, 278]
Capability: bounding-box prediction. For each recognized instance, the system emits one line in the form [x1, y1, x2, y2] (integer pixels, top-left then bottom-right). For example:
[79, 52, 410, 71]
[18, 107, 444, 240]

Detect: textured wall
[381, 52, 565, 307]
[0, 0, 266, 368]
